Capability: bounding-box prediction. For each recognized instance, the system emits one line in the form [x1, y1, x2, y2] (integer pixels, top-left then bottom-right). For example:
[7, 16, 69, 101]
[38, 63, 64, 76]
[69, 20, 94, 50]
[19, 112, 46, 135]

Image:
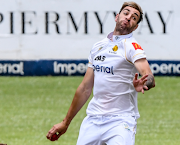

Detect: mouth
[123, 20, 129, 25]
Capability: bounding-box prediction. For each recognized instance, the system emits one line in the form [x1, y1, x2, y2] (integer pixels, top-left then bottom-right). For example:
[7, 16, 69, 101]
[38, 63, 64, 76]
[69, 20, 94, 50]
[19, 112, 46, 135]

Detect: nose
[126, 15, 131, 21]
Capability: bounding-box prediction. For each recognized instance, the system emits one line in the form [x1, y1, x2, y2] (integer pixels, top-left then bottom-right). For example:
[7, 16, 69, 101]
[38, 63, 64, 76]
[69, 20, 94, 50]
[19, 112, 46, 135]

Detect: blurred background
[0, 0, 180, 145]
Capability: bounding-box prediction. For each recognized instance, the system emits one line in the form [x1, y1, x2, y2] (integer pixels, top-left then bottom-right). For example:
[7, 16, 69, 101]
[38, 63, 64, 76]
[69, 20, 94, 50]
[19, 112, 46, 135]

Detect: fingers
[134, 73, 138, 80]
[141, 75, 148, 94]
[46, 126, 57, 140]
[142, 78, 147, 84]
[141, 86, 148, 94]
[143, 86, 148, 90]
[141, 74, 148, 81]
[141, 75, 148, 87]
[141, 89, 144, 94]
[134, 73, 148, 82]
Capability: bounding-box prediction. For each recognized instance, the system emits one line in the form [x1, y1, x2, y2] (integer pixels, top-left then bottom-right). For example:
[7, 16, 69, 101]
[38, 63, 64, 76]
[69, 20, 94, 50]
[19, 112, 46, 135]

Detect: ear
[115, 14, 119, 22]
[133, 24, 139, 31]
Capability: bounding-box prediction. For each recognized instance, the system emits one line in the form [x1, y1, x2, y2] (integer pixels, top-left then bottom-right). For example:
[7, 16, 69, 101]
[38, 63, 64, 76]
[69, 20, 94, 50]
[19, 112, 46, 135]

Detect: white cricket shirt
[86, 32, 146, 119]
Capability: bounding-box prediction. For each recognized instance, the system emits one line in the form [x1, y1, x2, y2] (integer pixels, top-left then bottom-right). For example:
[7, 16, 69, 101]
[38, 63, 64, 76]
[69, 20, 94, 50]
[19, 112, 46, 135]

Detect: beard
[115, 19, 136, 35]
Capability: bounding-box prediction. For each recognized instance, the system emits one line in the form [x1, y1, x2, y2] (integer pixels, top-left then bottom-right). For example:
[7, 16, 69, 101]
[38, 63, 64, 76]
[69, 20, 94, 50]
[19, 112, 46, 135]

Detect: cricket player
[46, 1, 155, 145]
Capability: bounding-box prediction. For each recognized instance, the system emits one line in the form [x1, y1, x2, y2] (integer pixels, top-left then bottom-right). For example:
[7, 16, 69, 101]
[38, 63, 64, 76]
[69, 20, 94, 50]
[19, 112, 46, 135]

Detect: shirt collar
[107, 32, 133, 42]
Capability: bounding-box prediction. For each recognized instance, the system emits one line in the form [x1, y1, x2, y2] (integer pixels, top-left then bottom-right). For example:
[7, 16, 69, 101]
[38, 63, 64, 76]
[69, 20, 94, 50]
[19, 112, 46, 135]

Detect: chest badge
[109, 45, 118, 54]
[112, 45, 118, 51]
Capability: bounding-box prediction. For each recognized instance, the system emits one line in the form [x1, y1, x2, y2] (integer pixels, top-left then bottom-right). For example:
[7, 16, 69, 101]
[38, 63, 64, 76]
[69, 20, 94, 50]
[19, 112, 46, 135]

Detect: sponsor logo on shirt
[92, 65, 114, 75]
[109, 45, 118, 54]
[132, 43, 143, 50]
[112, 45, 118, 51]
[94, 55, 106, 61]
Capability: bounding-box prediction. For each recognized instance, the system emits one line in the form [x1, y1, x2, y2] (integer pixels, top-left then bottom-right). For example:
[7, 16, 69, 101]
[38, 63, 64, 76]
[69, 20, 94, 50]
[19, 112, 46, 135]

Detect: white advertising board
[0, 0, 178, 60]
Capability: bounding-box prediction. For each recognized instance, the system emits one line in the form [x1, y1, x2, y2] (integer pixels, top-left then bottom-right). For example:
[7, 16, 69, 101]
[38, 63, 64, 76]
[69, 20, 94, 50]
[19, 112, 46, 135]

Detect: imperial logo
[150, 63, 180, 74]
[54, 61, 88, 75]
[92, 64, 114, 75]
[0, 62, 24, 75]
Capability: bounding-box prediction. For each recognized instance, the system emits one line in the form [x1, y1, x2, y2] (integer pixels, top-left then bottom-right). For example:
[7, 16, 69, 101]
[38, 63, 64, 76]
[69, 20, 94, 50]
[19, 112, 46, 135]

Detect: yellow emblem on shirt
[112, 45, 118, 51]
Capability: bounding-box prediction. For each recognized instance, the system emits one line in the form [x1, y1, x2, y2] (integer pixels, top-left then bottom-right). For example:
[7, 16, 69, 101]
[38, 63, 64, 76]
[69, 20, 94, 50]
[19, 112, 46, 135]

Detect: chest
[92, 42, 127, 68]
[92, 41, 136, 79]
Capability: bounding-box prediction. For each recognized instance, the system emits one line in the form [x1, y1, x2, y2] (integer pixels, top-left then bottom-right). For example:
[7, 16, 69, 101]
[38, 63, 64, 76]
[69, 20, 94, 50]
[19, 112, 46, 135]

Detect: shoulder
[124, 37, 143, 51]
[90, 38, 109, 54]
[123, 36, 146, 64]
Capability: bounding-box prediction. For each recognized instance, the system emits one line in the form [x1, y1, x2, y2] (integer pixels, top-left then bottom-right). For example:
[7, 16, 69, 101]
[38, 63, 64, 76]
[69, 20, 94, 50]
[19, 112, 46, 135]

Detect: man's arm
[134, 58, 155, 93]
[46, 67, 94, 141]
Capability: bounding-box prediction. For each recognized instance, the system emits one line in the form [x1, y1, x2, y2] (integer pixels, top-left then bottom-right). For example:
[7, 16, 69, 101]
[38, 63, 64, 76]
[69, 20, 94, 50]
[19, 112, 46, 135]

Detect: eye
[124, 12, 128, 15]
[132, 17, 136, 20]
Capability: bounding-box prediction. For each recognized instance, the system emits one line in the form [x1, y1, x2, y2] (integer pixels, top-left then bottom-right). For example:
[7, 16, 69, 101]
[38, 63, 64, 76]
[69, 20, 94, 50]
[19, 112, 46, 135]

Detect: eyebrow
[123, 8, 139, 17]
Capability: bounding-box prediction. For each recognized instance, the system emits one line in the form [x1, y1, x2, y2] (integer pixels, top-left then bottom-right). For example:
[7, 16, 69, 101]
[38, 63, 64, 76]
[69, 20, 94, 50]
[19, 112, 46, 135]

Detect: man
[46, 1, 155, 145]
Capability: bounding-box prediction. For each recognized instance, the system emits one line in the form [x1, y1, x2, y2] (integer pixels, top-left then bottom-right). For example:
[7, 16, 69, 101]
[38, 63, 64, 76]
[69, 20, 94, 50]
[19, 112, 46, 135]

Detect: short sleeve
[87, 37, 109, 68]
[88, 51, 94, 68]
[125, 39, 146, 64]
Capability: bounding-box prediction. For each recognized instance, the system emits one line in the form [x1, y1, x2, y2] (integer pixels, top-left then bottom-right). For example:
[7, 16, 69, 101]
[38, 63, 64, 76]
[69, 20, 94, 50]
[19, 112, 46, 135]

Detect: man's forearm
[63, 84, 92, 126]
[63, 68, 94, 126]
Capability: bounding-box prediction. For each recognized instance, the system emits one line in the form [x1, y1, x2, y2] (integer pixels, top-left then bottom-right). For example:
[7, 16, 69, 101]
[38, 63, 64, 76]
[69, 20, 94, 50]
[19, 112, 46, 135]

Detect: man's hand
[133, 73, 148, 94]
[46, 121, 68, 141]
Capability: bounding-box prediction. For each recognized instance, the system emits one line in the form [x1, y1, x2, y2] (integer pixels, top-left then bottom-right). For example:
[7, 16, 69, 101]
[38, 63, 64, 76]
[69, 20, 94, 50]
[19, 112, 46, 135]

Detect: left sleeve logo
[132, 43, 143, 50]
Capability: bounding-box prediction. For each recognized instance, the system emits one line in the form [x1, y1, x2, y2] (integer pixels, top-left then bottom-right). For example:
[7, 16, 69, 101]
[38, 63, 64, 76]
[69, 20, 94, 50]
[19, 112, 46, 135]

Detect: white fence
[0, 0, 179, 76]
[0, 0, 178, 60]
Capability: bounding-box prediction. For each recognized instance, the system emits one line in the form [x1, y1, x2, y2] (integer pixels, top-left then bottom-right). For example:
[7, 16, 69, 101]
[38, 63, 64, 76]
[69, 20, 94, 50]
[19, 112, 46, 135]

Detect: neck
[113, 29, 132, 35]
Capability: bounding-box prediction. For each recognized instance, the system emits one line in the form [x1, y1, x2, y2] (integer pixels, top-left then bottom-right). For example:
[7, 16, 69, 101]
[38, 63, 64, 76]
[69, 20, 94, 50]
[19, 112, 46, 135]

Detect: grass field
[0, 76, 180, 145]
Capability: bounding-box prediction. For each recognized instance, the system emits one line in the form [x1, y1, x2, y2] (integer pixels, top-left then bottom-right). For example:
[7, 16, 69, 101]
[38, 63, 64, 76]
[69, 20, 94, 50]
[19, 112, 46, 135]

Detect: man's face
[115, 6, 140, 35]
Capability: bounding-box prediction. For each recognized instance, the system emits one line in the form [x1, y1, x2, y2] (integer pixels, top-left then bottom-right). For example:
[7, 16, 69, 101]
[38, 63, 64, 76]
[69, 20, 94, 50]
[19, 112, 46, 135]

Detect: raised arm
[133, 58, 155, 93]
[46, 67, 94, 141]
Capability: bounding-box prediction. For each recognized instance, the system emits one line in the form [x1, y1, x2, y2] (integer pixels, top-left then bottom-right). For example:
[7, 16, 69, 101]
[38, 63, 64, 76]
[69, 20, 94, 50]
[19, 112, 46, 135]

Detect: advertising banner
[0, 60, 180, 76]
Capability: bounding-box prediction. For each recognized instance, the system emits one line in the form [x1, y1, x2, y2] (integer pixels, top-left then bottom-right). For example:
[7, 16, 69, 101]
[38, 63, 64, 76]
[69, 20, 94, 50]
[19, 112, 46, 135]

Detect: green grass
[0, 76, 180, 145]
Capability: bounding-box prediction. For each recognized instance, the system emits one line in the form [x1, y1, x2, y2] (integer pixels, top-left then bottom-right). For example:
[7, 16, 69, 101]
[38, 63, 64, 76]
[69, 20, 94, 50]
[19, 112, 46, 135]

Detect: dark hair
[119, 1, 143, 24]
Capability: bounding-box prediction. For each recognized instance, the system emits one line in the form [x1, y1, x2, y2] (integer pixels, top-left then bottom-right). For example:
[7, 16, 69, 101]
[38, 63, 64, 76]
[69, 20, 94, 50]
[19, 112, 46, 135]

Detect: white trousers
[76, 115, 137, 145]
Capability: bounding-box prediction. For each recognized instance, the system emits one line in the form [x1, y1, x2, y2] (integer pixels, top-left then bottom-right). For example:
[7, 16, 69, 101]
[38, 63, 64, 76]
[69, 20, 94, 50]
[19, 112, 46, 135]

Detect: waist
[85, 114, 137, 126]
